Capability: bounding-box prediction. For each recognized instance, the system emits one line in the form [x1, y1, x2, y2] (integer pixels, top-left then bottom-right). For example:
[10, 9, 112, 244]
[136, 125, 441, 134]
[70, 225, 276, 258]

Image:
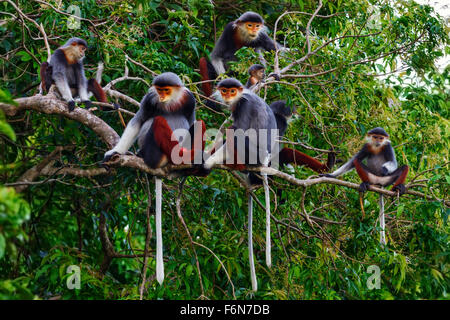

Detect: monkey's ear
[71, 42, 77, 46]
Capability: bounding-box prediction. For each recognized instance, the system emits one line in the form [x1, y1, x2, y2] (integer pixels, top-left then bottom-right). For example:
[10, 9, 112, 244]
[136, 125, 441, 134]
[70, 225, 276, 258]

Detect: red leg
[191, 120, 206, 151]
[224, 148, 247, 171]
[88, 79, 108, 103]
[40, 62, 50, 93]
[391, 165, 408, 189]
[199, 57, 213, 97]
[153, 116, 205, 165]
[353, 159, 370, 182]
[280, 148, 328, 173]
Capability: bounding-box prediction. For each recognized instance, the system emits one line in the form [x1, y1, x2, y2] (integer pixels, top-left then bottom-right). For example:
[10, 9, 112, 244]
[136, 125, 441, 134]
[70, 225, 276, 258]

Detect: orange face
[369, 134, 386, 147]
[244, 22, 262, 37]
[155, 86, 174, 102]
[71, 41, 86, 58]
[218, 87, 241, 102]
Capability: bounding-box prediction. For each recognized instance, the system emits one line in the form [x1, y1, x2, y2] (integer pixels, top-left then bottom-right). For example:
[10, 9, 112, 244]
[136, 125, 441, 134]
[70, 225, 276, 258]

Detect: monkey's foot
[68, 100, 76, 112]
[319, 173, 334, 178]
[82, 100, 92, 108]
[392, 184, 406, 196]
[268, 72, 280, 81]
[358, 181, 371, 193]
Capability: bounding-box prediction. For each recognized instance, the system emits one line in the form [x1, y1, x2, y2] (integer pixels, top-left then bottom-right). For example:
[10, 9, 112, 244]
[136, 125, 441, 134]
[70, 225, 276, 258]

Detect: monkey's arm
[210, 23, 236, 75]
[104, 111, 144, 159]
[251, 31, 278, 51]
[381, 143, 398, 175]
[326, 145, 369, 178]
[183, 90, 196, 127]
[50, 50, 74, 103]
[75, 62, 90, 102]
[103, 94, 153, 160]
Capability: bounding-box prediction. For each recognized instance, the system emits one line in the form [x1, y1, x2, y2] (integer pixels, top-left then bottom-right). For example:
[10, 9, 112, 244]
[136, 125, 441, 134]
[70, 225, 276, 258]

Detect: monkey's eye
[221, 89, 228, 94]
[255, 24, 261, 28]
[247, 23, 252, 28]
[230, 89, 236, 94]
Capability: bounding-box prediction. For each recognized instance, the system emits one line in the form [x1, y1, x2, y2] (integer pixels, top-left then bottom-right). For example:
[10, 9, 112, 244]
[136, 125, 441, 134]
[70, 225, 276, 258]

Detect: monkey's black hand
[359, 181, 371, 193]
[113, 102, 120, 110]
[381, 166, 390, 176]
[82, 100, 92, 108]
[392, 184, 406, 196]
[268, 73, 280, 81]
[67, 100, 76, 112]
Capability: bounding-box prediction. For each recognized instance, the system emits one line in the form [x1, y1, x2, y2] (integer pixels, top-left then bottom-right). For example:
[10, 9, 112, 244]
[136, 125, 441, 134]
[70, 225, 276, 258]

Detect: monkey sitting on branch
[199, 11, 285, 97]
[40, 38, 108, 112]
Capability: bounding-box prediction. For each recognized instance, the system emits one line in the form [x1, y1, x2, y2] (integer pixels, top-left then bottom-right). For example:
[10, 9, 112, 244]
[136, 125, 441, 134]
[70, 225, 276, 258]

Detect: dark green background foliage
[0, 0, 448, 299]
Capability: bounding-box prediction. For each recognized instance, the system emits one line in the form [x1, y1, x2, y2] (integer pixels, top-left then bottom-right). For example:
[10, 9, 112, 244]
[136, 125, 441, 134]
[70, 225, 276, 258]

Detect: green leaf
[0, 233, 5, 259]
[0, 120, 16, 141]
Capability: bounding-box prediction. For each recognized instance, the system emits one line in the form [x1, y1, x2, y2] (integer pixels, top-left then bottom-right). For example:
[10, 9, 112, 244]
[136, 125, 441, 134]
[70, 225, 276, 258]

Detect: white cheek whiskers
[150, 86, 186, 112]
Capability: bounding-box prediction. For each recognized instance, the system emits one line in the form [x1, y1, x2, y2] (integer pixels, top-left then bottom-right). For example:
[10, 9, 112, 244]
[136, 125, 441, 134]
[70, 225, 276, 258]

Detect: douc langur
[323, 127, 408, 195]
[322, 127, 408, 244]
[103, 72, 206, 284]
[245, 64, 265, 89]
[199, 11, 283, 97]
[204, 78, 277, 292]
[40, 38, 108, 112]
[204, 78, 334, 291]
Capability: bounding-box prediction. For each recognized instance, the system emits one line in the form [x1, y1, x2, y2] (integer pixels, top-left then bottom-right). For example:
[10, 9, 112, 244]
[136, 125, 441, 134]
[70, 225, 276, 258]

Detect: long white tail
[379, 194, 386, 245]
[248, 194, 257, 292]
[262, 173, 271, 268]
[155, 178, 164, 284]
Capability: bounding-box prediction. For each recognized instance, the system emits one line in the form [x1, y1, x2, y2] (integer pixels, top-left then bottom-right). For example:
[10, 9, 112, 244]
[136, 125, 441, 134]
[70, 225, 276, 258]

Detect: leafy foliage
[0, 0, 448, 300]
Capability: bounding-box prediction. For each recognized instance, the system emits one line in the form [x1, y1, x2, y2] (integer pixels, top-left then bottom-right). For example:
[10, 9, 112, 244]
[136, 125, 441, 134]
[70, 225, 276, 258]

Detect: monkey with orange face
[322, 127, 409, 195]
[199, 12, 283, 97]
[103, 72, 207, 286]
[40, 38, 107, 112]
[103, 72, 206, 169]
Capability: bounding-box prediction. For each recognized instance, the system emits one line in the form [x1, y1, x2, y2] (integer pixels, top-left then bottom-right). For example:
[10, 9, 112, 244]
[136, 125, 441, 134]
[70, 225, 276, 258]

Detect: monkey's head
[366, 127, 390, 150]
[63, 38, 88, 62]
[236, 11, 264, 41]
[152, 72, 184, 104]
[248, 64, 265, 81]
[216, 78, 244, 106]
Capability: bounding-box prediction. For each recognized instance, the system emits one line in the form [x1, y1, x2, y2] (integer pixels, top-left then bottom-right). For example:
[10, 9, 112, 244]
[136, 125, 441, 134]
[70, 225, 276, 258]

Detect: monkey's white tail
[248, 194, 257, 292]
[379, 194, 386, 245]
[262, 173, 271, 268]
[155, 178, 164, 285]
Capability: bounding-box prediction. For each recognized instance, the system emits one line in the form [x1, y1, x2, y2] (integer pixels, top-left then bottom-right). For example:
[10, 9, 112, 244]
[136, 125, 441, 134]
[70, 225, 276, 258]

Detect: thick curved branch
[0, 93, 119, 147]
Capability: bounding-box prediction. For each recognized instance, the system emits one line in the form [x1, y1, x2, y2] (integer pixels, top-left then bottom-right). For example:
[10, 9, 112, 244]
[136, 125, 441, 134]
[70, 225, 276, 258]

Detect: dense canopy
[0, 0, 448, 300]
